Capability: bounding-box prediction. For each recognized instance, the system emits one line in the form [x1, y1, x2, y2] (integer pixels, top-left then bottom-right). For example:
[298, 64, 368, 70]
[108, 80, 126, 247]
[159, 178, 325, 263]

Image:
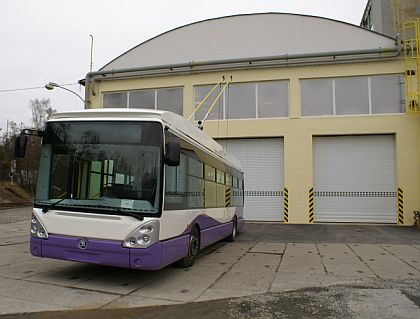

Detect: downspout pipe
[83, 46, 401, 108]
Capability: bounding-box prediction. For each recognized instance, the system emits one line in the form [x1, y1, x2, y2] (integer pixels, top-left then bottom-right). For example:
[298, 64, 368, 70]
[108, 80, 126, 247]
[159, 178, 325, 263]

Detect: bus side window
[187, 156, 204, 209]
[204, 164, 217, 208]
[216, 170, 225, 207]
[164, 153, 187, 210]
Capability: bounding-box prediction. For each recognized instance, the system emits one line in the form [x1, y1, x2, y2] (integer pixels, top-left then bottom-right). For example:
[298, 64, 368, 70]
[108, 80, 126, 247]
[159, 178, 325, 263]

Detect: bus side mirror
[165, 142, 180, 166]
[14, 135, 28, 158]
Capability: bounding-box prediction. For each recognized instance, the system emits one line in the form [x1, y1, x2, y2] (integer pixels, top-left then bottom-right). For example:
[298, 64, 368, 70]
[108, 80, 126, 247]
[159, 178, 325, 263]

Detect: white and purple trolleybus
[15, 109, 244, 270]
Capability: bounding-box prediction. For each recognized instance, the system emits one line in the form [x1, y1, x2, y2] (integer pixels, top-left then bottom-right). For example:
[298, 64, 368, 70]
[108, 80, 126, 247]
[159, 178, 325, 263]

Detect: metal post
[89, 35, 94, 73]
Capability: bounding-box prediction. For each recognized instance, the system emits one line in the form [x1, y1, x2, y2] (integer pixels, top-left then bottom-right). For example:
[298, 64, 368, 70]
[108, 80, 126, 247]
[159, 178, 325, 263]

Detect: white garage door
[221, 138, 284, 221]
[313, 135, 396, 223]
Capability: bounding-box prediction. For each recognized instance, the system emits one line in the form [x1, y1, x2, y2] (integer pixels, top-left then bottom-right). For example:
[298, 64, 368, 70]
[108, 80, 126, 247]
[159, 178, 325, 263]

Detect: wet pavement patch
[228, 287, 348, 319]
[1, 280, 419, 319]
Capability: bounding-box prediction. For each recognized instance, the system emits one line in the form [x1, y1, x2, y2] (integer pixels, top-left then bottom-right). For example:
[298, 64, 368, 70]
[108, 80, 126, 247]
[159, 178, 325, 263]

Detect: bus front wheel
[177, 226, 200, 268]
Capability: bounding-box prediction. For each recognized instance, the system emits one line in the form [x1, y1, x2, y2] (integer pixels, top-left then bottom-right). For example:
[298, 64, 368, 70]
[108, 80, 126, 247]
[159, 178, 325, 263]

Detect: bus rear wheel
[177, 226, 200, 268]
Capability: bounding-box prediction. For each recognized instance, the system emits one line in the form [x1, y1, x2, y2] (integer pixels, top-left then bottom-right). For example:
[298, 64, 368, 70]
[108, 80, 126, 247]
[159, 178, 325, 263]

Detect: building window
[301, 74, 404, 117]
[228, 83, 256, 119]
[335, 76, 369, 115]
[102, 87, 183, 115]
[194, 80, 289, 121]
[258, 81, 289, 118]
[157, 87, 183, 115]
[129, 90, 155, 109]
[194, 85, 223, 120]
[103, 92, 127, 108]
[370, 75, 405, 114]
[301, 79, 333, 116]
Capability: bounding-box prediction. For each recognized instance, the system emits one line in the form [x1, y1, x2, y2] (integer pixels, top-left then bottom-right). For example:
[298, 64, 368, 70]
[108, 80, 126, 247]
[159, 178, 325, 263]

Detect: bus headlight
[123, 220, 159, 249]
[30, 213, 49, 239]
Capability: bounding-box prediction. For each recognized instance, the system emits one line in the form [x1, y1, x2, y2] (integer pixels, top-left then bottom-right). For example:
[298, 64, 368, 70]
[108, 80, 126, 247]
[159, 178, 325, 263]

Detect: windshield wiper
[94, 205, 145, 221]
[42, 201, 146, 221]
[42, 198, 69, 213]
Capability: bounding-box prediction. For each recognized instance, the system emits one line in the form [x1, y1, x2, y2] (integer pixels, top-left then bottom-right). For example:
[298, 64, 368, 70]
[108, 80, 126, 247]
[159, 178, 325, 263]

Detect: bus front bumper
[30, 234, 189, 270]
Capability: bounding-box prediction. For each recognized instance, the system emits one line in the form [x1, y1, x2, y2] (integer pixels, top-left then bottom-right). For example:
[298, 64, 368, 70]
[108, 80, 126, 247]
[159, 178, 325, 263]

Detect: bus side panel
[200, 222, 232, 249]
[198, 207, 245, 248]
[192, 212, 227, 230]
[159, 210, 198, 241]
[160, 209, 229, 240]
[235, 206, 245, 232]
[158, 208, 243, 259]
[188, 213, 231, 249]
[160, 234, 189, 268]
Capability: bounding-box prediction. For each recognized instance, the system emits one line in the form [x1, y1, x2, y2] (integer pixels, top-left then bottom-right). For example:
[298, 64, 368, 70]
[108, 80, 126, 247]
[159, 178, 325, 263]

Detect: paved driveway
[0, 207, 419, 318]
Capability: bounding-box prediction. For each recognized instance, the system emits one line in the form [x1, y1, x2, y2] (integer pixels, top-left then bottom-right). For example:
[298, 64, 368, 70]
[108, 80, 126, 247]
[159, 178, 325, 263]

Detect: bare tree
[0, 99, 56, 196]
[26, 98, 57, 193]
[29, 98, 56, 130]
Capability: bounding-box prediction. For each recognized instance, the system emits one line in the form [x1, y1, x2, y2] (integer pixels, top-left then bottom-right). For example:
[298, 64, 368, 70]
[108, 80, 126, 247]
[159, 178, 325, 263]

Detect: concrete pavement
[0, 207, 419, 318]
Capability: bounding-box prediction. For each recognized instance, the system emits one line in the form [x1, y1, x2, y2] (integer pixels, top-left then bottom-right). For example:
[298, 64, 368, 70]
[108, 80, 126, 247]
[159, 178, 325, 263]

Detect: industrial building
[83, 11, 420, 225]
[361, 0, 420, 38]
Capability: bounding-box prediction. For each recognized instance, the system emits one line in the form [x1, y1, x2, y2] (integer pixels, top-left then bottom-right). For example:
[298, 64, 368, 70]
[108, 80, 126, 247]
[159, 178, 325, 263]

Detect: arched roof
[101, 13, 396, 71]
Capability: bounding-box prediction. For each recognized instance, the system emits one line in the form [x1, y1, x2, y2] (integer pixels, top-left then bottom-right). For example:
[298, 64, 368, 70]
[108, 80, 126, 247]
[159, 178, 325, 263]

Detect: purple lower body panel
[130, 235, 189, 270]
[29, 210, 245, 270]
[200, 222, 232, 249]
[30, 237, 42, 257]
[192, 209, 245, 248]
[31, 234, 190, 271]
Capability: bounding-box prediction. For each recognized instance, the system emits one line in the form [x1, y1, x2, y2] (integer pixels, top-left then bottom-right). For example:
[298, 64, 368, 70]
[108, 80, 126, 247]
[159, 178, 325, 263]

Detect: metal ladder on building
[403, 19, 420, 113]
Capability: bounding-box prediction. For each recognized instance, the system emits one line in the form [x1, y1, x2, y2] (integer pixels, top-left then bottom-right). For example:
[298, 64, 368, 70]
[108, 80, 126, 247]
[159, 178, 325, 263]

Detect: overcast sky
[0, 0, 368, 133]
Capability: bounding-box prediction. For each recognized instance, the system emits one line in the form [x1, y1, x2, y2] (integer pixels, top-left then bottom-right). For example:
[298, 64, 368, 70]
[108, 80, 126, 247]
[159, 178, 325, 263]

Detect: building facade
[361, 0, 420, 37]
[84, 13, 419, 225]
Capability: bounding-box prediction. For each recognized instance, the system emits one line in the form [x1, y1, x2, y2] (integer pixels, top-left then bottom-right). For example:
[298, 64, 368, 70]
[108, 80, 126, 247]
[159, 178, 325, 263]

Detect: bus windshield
[35, 121, 163, 215]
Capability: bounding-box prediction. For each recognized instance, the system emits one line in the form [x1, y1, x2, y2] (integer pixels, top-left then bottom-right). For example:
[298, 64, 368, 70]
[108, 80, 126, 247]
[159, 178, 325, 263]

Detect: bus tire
[176, 225, 200, 268]
[225, 217, 237, 242]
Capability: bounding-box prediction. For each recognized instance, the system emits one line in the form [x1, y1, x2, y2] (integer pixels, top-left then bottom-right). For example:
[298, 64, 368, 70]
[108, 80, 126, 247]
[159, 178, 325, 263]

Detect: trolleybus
[15, 109, 244, 270]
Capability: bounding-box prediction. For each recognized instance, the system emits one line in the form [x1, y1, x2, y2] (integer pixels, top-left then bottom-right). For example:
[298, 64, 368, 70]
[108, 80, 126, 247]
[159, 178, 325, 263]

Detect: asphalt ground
[0, 207, 419, 318]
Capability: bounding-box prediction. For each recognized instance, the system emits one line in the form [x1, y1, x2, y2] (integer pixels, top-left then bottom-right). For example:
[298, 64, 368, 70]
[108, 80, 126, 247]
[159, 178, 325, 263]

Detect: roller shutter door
[313, 135, 396, 223]
[221, 138, 284, 221]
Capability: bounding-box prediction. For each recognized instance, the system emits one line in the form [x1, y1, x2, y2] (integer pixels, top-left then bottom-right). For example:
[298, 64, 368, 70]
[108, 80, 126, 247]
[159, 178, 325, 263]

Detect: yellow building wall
[87, 59, 420, 225]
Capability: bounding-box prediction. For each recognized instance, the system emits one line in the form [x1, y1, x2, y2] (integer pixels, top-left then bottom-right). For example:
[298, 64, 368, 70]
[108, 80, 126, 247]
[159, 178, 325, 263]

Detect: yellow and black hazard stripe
[397, 187, 404, 225]
[225, 187, 231, 207]
[284, 187, 289, 223]
[309, 187, 314, 223]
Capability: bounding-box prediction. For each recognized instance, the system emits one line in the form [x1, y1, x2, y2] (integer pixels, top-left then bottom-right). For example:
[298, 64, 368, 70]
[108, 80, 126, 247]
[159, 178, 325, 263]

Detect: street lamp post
[45, 82, 86, 106]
